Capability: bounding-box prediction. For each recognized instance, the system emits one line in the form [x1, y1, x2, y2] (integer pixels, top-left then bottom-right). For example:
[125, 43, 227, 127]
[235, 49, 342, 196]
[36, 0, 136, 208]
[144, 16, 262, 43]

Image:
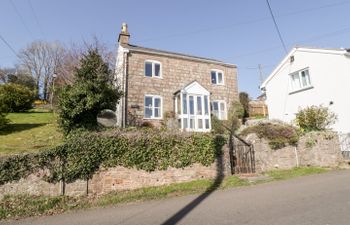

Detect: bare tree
[18, 40, 65, 99]
[55, 36, 116, 86]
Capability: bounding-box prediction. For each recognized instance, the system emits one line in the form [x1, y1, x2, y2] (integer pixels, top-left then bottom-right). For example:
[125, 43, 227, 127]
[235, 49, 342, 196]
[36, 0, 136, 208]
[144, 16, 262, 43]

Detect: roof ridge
[126, 44, 226, 63]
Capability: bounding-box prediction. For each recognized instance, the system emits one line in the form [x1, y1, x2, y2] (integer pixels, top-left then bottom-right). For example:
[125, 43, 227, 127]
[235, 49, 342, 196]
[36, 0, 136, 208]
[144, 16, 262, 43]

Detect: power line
[0, 34, 18, 57]
[233, 25, 350, 59]
[28, 0, 44, 36]
[138, 1, 350, 43]
[266, 0, 288, 53]
[9, 0, 34, 38]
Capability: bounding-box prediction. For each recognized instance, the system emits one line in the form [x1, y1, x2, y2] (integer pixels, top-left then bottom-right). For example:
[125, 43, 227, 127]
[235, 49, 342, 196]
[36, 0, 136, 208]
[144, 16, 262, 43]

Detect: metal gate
[229, 135, 255, 174]
[339, 133, 350, 159]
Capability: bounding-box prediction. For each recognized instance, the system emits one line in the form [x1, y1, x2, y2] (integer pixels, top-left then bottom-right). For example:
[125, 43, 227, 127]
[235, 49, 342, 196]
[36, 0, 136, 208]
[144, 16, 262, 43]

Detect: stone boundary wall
[0, 146, 231, 199]
[246, 132, 344, 172]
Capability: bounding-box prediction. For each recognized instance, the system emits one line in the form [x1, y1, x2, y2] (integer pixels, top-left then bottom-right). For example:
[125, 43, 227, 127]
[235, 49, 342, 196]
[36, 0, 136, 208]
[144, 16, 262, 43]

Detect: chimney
[118, 23, 130, 45]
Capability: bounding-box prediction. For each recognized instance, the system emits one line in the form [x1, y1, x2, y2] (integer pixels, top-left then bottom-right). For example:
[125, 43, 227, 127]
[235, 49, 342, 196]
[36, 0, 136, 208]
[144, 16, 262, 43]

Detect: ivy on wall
[0, 130, 226, 185]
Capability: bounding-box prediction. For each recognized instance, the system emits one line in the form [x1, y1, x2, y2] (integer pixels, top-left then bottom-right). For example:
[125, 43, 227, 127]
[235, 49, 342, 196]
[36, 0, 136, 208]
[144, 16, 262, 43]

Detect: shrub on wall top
[295, 105, 337, 132]
[240, 121, 299, 149]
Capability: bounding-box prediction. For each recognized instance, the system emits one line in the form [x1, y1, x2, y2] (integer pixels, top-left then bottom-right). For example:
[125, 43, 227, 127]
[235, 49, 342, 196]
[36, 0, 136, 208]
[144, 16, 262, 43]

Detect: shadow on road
[160, 153, 224, 225]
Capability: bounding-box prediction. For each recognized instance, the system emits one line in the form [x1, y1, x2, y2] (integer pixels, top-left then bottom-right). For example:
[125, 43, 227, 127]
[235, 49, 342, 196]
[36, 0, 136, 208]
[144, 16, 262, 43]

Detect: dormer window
[211, 70, 224, 85]
[145, 60, 161, 78]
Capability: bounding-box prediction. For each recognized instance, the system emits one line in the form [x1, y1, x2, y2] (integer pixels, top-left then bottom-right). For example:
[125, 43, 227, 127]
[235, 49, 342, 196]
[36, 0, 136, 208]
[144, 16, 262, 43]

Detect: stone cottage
[115, 23, 238, 132]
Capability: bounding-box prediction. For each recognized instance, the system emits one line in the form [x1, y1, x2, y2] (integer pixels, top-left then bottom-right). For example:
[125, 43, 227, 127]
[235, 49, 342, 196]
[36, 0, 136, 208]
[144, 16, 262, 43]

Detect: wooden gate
[229, 135, 255, 174]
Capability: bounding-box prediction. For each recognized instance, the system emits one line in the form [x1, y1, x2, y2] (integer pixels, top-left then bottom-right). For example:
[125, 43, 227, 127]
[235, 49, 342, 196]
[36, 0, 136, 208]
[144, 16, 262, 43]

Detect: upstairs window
[145, 60, 161, 78]
[144, 95, 162, 119]
[290, 68, 311, 92]
[211, 70, 224, 85]
[211, 100, 227, 120]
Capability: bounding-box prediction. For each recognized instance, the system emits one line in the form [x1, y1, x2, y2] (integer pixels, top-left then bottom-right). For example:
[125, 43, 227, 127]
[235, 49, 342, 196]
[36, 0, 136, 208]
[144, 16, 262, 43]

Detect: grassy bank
[0, 109, 62, 155]
[0, 167, 329, 220]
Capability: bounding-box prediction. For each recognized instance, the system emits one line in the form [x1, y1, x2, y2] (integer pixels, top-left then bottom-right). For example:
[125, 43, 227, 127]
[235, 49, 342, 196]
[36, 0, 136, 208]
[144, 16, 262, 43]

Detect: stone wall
[247, 132, 344, 172]
[0, 146, 231, 199]
[126, 51, 238, 126]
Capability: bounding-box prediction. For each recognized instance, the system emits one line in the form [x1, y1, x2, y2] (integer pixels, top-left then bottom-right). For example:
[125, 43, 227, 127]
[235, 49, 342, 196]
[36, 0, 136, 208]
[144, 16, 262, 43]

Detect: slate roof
[125, 44, 236, 67]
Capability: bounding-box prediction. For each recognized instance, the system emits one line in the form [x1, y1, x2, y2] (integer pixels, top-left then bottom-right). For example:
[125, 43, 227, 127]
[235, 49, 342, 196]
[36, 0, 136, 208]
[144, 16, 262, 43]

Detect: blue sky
[1, 0, 350, 98]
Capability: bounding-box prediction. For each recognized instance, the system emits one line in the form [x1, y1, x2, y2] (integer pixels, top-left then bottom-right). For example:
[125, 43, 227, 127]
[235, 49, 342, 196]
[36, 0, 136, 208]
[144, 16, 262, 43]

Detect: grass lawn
[0, 167, 330, 220]
[0, 108, 62, 155]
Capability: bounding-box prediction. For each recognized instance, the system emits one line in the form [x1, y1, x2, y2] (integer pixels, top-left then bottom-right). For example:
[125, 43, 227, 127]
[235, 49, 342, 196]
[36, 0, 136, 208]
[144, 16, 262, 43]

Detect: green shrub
[211, 101, 244, 135]
[0, 130, 226, 185]
[0, 83, 34, 112]
[295, 105, 337, 132]
[240, 122, 299, 149]
[57, 49, 121, 134]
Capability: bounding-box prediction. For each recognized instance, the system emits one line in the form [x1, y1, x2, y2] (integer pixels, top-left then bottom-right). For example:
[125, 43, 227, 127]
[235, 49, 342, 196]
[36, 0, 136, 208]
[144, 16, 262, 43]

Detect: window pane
[211, 71, 217, 84]
[220, 112, 224, 120]
[154, 63, 160, 77]
[291, 73, 300, 90]
[205, 119, 210, 129]
[212, 102, 219, 111]
[145, 97, 152, 107]
[220, 102, 225, 111]
[145, 108, 152, 118]
[183, 118, 188, 129]
[189, 118, 194, 129]
[145, 62, 152, 77]
[301, 70, 311, 87]
[198, 119, 203, 129]
[204, 96, 209, 115]
[154, 108, 160, 118]
[305, 70, 311, 85]
[182, 94, 187, 114]
[189, 96, 194, 115]
[301, 71, 308, 87]
[217, 73, 223, 84]
[154, 98, 161, 107]
[197, 96, 202, 115]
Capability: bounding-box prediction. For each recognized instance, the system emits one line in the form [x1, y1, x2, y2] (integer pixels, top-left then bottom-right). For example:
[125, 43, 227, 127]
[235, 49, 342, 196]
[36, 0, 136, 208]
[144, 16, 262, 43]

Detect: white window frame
[210, 69, 224, 85]
[211, 100, 227, 120]
[144, 95, 163, 119]
[175, 92, 211, 132]
[289, 68, 312, 93]
[144, 60, 162, 78]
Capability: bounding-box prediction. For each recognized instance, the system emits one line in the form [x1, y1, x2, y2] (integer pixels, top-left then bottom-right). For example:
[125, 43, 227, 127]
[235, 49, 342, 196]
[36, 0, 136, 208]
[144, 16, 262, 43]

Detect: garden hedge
[0, 130, 226, 185]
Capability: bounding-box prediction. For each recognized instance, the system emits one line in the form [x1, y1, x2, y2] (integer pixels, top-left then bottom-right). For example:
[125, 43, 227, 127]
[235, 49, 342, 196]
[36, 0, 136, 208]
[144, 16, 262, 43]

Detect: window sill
[144, 75, 163, 79]
[289, 86, 314, 95]
[143, 117, 163, 120]
[211, 83, 225, 86]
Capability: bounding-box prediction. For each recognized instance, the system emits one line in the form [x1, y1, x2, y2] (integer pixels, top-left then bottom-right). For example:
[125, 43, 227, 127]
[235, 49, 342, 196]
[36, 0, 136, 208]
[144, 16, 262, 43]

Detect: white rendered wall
[265, 49, 350, 133]
[114, 45, 128, 127]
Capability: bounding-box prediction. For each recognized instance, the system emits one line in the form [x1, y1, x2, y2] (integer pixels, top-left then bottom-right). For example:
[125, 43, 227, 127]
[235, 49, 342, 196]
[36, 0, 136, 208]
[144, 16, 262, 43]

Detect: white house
[260, 46, 350, 133]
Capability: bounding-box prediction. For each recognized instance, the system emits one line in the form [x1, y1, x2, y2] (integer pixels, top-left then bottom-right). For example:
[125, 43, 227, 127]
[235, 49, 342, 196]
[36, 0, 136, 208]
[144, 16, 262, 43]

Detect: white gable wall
[264, 48, 350, 133]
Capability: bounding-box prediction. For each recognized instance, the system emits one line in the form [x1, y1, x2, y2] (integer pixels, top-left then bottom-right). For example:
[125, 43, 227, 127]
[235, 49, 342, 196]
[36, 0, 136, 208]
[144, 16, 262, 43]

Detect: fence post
[228, 134, 235, 175]
[60, 157, 66, 196]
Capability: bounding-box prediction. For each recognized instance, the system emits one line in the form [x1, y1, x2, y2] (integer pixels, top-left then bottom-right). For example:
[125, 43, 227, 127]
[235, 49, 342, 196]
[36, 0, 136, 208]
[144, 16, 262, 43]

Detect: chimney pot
[118, 22, 130, 45]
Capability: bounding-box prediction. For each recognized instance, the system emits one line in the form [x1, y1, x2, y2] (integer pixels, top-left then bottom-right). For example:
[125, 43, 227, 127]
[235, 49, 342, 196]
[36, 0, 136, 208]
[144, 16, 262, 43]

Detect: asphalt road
[2, 169, 350, 225]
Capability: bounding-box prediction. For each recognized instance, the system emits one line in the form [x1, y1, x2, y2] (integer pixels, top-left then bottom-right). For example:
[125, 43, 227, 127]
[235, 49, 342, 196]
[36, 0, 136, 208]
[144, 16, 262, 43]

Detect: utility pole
[258, 64, 264, 85]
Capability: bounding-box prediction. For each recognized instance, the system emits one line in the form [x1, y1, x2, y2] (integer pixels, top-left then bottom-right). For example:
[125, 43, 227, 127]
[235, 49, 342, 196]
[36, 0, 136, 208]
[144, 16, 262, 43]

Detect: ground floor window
[144, 95, 162, 119]
[211, 100, 227, 120]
